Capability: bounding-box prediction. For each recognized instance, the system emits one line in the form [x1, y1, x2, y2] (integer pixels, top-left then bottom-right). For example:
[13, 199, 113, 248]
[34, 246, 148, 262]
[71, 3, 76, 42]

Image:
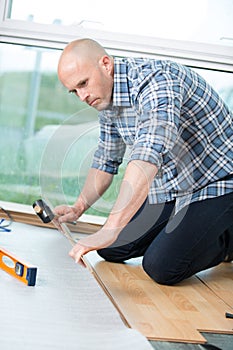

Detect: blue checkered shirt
[92, 58, 233, 213]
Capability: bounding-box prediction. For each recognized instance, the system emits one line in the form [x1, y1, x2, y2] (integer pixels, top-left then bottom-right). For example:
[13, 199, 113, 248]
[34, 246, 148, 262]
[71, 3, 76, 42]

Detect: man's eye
[80, 80, 87, 87]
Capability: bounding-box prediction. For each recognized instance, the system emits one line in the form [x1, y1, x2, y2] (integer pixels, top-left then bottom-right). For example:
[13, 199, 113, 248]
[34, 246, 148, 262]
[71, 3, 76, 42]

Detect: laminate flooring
[86, 252, 233, 345]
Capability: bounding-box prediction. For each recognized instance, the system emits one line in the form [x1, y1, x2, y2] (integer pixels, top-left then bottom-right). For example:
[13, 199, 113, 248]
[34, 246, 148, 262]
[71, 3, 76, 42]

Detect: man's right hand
[53, 169, 113, 225]
[54, 205, 82, 224]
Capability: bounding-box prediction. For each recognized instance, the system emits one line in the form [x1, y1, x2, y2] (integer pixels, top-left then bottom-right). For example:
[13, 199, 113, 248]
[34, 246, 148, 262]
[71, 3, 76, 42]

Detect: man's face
[58, 55, 114, 111]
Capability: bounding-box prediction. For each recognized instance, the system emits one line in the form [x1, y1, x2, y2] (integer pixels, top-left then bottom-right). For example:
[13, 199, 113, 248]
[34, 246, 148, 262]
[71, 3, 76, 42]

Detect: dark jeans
[97, 192, 233, 285]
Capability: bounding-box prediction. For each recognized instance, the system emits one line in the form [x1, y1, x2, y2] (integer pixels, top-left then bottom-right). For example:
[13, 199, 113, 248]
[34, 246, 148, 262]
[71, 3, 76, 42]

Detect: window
[0, 42, 126, 216]
[7, 0, 233, 46]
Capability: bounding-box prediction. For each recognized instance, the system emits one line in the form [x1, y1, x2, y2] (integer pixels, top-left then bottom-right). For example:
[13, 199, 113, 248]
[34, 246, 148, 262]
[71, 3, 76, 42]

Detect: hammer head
[32, 199, 55, 224]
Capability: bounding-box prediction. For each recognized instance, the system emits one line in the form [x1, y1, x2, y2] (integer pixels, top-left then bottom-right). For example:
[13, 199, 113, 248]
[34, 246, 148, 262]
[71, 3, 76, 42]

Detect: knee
[142, 256, 183, 286]
[97, 248, 125, 263]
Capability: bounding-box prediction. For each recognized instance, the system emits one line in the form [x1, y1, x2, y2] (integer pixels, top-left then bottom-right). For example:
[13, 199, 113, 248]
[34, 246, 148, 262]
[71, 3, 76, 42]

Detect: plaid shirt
[92, 58, 233, 213]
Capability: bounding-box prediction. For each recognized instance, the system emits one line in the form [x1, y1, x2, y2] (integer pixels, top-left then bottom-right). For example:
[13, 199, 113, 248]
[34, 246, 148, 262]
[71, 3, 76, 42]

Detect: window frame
[0, 0, 233, 72]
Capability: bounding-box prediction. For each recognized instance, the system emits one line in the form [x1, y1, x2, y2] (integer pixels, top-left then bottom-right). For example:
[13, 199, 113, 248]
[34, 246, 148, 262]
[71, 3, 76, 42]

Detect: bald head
[58, 38, 108, 76]
[64, 38, 107, 58]
[57, 38, 114, 111]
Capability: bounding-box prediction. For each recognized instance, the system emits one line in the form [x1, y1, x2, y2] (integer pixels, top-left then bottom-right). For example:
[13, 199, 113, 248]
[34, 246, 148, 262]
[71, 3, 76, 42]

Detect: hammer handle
[52, 219, 92, 272]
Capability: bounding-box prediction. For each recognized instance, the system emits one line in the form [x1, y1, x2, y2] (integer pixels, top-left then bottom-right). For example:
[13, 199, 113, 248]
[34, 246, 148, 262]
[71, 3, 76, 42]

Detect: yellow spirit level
[0, 247, 37, 286]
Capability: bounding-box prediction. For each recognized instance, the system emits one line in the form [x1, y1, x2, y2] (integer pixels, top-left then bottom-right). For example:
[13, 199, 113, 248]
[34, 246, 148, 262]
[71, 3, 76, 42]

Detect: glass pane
[0, 42, 123, 216]
[8, 0, 233, 46]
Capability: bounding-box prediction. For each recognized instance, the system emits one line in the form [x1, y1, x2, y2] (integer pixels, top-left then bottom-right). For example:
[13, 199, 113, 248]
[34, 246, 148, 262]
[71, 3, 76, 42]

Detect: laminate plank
[86, 252, 233, 344]
[87, 254, 205, 343]
[196, 263, 233, 309]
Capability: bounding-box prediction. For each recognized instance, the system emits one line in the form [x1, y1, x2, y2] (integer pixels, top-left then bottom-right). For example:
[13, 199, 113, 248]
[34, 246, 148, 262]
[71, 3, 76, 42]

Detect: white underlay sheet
[0, 221, 153, 350]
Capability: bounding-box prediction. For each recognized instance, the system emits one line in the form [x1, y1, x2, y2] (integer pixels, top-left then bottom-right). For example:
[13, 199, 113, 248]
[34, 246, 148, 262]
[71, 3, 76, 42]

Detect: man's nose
[77, 89, 89, 102]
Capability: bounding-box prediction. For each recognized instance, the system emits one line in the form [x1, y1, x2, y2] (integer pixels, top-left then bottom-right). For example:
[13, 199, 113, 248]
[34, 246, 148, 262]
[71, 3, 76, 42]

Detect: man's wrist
[74, 196, 88, 215]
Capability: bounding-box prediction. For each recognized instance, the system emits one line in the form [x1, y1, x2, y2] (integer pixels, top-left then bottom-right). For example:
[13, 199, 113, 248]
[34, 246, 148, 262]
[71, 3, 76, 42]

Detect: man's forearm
[74, 168, 114, 213]
[66, 160, 158, 265]
[104, 160, 158, 233]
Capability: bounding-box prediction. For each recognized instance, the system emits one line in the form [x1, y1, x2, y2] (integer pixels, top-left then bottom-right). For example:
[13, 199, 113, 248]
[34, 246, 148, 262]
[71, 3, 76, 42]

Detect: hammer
[33, 199, 55, 224]
[32, 199, 91, 269]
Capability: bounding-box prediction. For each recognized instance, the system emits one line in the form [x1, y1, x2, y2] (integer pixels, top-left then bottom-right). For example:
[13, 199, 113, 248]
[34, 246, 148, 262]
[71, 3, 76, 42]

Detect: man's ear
[99, 55, 113, 75]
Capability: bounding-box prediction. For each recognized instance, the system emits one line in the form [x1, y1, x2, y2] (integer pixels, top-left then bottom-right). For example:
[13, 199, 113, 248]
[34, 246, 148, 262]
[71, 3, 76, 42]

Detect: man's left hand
[69, 228, 119, 266]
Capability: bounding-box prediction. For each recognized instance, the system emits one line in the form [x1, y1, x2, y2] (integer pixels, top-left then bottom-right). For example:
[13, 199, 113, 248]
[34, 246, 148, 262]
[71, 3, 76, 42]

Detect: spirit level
[0, 247, 37, 286]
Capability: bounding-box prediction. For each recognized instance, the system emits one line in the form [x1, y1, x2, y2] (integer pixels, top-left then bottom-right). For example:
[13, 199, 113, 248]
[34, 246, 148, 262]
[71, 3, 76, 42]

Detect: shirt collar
[112, 58, 131, 107]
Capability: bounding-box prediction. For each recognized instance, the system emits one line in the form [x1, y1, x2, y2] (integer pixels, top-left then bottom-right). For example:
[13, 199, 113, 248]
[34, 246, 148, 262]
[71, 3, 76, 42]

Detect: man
[55, 38, 233, 285]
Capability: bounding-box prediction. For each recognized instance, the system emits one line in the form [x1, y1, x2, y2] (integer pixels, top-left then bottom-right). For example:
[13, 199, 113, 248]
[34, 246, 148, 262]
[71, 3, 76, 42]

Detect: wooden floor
[86, 252, 233, 346]
[150, 332, 233, 350]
